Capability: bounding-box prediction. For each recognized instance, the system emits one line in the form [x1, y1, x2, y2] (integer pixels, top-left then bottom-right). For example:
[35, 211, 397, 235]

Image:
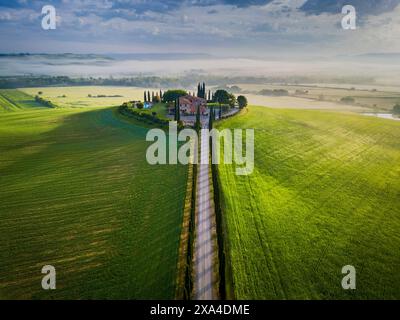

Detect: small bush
[258, 89, 289, 97]
[119, 104, 171, 128]
[341, 96, 355, 103]
[35, 95, 56, 108]
[237, 95, 248, 109]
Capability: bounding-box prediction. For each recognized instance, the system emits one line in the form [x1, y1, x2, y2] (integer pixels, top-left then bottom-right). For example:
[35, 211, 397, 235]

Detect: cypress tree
[174, 99, 177, 121]
[147, 91, 151, 103]
[195, 104, 201, 132]
[176, 98, 180, 122]
[209, 105, 213, 130]
[144, 91, 147, 102]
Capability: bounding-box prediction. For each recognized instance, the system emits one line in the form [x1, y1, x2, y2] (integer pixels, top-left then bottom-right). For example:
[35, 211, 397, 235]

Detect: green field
[216, 106, 400, 299]
[21, 86, 161, 109]
[0, 90, 45, 112]
[232, 84, 400, 112]
[0, 89, 187, 299]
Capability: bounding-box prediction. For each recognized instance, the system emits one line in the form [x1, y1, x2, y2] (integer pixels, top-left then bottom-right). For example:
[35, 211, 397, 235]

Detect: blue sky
[0, 0, 400, 56]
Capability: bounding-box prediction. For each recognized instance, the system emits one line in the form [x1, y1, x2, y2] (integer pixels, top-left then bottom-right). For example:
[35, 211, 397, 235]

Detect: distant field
[241, 94, 370, 112]
[21, 86, 161, 109]
[230, 84, 400, 112]
[0, 90, 187, 299]
[216, 106, 400, 299]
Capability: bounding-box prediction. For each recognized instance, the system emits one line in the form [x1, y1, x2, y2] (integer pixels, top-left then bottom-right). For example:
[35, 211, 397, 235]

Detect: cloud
[0, 0, 400, 56]
[300, 0, 400, 16]
[108, 0, 274, 13]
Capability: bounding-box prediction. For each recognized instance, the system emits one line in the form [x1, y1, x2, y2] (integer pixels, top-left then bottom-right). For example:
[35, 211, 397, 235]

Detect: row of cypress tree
[144, 90, 164, 103]
[197, 82, 214, 101]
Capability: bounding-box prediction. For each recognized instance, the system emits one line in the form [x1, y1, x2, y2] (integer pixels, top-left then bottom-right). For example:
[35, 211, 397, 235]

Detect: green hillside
[0, 90, 187, 299]
[216, 106, 400, 299]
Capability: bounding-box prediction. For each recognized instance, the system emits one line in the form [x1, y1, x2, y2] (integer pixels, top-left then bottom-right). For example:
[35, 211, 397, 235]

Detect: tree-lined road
[194, 125, 218, 300]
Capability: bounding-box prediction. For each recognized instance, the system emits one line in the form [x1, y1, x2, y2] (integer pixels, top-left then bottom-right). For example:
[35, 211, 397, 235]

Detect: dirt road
[194, 126, 218, 300]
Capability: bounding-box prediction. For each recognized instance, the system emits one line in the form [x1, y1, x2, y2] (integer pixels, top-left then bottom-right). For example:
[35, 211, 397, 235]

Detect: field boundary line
[211, 161, 236, 300]
[175, 161, 196, 299]
[208, 152, 221, 300]
[0, 92, 20, 111]
[211, 108, 246, 299]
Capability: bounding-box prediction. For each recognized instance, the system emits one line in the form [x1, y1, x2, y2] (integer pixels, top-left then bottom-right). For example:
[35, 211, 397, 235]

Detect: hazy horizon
[1, 52, 400, 87]
[1, 1, 400, 85]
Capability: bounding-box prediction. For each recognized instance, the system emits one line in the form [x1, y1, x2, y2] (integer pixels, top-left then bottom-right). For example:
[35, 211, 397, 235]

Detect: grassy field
[0, 90, 187, 299]
[230, 84, 400, 112]
[216, 106, 400, 299]
[21, 86, 161, 109]
[0, 89, 45, 112]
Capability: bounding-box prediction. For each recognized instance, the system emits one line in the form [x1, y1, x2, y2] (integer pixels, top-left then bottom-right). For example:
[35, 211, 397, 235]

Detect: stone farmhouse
[179, 95, 207, 115]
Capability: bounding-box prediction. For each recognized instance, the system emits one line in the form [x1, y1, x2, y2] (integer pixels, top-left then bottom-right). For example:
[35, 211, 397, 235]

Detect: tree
[228, 93, 236, 108]
[136, 101, 144, 109]
[174, 100, 177, 121]
[147, 91, 151, 103]
[144, 91, 147, 102]
[237, 95, 248, 109]
[153, 94, 161, 103]
[341, 96, 355, 103]
[176, 98, 181, 122]
[393, 104, 400, 114]
[162, 89, 187, 103]
[213, 89, 230, 105]
[209, 105, 214, 130]
[195, 104, 201, 132]
[213, 89, 231, 118]
[196, 82, 206, 99]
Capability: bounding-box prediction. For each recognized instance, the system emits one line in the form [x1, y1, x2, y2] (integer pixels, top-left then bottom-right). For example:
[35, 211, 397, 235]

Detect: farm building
[179, 95, 207, 115]
[144, 101, 153, 109]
